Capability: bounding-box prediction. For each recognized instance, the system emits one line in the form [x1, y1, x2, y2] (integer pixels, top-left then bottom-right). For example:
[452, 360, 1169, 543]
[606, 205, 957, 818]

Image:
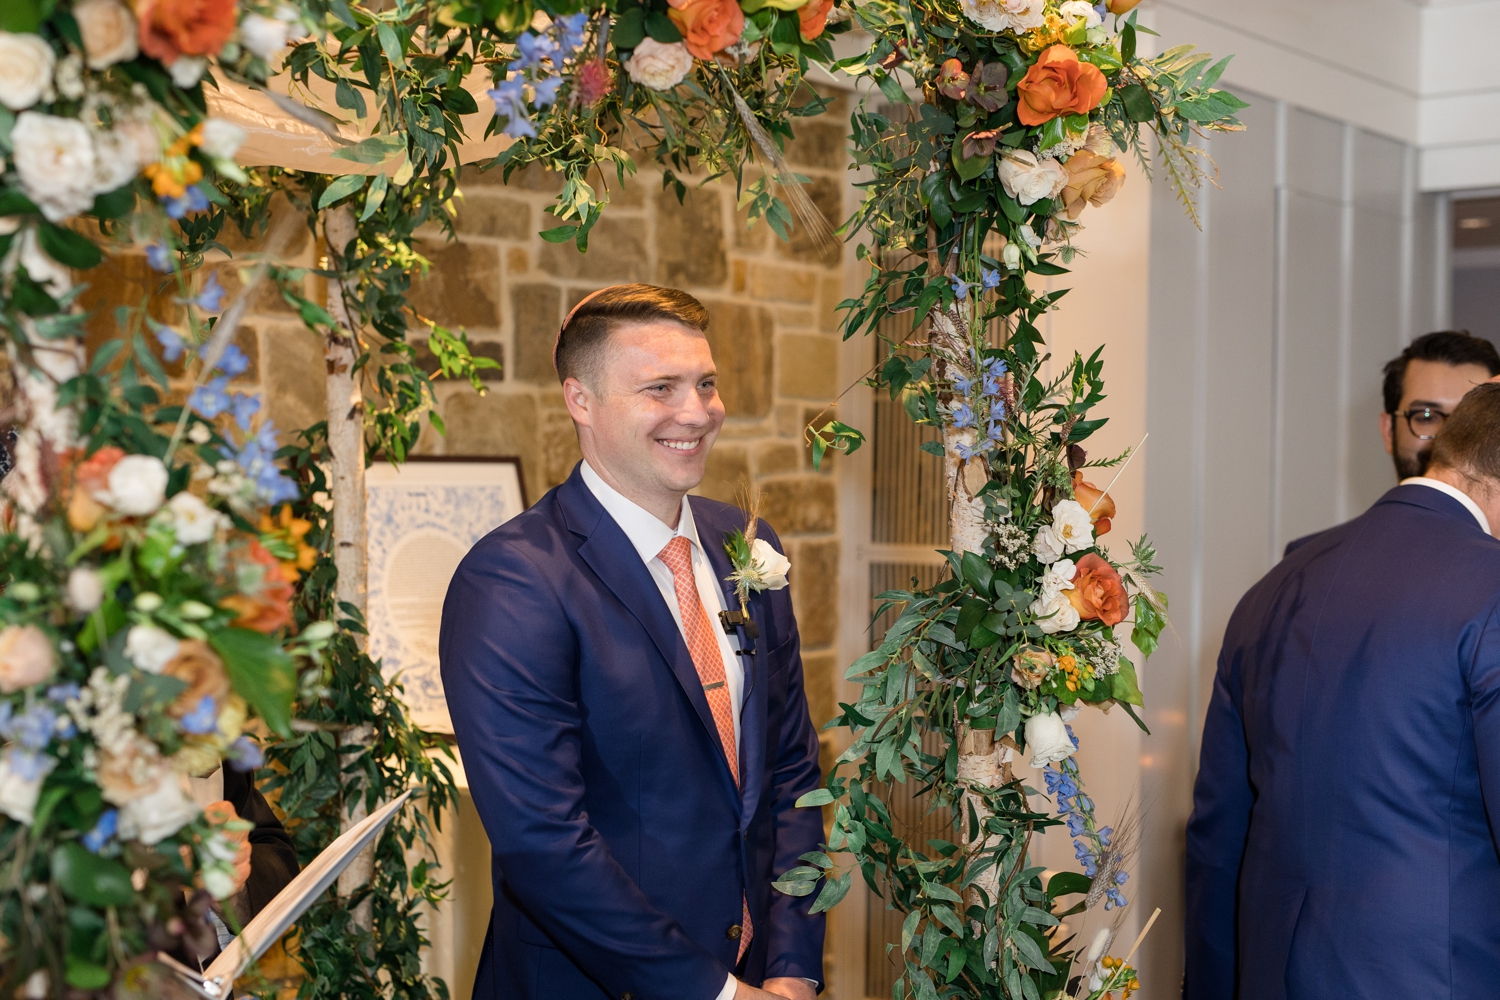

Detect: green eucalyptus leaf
[209, 627, 297, 737]
[52, 843, 135, 907]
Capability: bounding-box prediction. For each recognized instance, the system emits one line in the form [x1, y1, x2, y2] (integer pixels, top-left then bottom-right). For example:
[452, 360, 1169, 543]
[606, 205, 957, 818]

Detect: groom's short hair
[555, 284, 710, 387]
[1431, 382, 1500, 483]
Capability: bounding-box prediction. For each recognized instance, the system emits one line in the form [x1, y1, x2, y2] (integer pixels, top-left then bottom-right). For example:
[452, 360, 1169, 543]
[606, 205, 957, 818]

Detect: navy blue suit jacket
[1184, 485, 1500, 1000]
[439, 464, 826, 1000]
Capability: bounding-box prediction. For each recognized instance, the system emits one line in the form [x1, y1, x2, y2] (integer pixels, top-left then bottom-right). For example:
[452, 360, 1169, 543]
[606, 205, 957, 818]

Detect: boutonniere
[724, 526, 791, 609]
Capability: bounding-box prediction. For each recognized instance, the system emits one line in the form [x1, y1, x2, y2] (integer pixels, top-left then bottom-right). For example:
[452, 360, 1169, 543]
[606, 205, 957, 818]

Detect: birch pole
[323, 204, 375, 931]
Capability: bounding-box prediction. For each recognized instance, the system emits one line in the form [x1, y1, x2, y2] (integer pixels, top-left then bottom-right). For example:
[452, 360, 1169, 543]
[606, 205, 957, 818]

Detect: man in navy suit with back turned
[439, 284, 824, 1000]
[1183, 382, 1500, 1000]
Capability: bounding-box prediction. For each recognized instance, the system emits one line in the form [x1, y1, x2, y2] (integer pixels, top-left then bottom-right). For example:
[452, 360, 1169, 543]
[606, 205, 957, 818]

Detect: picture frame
[365, 456, 527, 734]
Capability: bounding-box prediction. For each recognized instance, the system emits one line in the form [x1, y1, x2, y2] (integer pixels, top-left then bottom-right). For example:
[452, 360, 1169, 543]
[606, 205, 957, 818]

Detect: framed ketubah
[365, 456, 527, 734]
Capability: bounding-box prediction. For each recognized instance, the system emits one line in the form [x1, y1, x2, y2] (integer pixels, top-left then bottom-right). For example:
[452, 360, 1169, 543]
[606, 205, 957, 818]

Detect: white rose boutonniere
[724, 527, 790, 607]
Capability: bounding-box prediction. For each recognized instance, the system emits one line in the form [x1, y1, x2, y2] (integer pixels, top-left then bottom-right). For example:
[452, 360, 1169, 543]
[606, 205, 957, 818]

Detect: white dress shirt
[581, 463, 747, 1000]
[1402, 476, 1492, 534]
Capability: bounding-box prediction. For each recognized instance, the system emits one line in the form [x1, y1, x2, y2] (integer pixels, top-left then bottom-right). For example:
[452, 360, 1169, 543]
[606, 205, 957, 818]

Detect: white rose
[1048, 498, 1095, 555]
[1025, 712, 1077, 768]
[1058, 0, 1102, 28]
[67, 567, 105, 613]
[1005, 0, 1046, 30]
[169, 56, 207, 88]
[10, 113, 97, 223]
[999, 151, 1068, 206]
[1036, 558, 1076, 603]
[90, 127, 141, 195]
[166, 491, 222, 545]
[198, 118, 246, 161]
[1033, 524, 1064, 565]
[117, 771, 199, 844]
[958, 0, 1012, 31]
[748, 537, 791, 591]
[0, 33, 55, 111]
[104, 454, 169, 516]
[238, 12, 290, 60]
[73, 0, 138, 70]
[0, 751, 55, 825]
[1029, 591, 1080, 635]
[17, 227, 72, 297]
[1001, 241, 1023, 270]
[125, 624, 180, 674]
[624, 38, 694, 91]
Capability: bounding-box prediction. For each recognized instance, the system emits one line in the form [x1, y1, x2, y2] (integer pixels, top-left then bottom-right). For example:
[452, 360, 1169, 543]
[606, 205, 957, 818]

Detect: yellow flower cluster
[1101, 956, 1141, 997]
[141, 123, 206, 199]
[1057, 652, 1095, 692]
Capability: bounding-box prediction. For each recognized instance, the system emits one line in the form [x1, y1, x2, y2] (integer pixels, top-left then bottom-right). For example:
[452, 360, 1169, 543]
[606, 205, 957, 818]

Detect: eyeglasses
[1396, 406, 1450, 441]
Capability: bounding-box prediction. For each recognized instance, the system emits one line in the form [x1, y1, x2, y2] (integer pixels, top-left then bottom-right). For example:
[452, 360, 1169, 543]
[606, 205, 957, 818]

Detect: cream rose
[74, 0, 139, 69]
[67, 567, 105, 613]
[90, 127, 143, 196]
[0, 33, 55, 111]
[746, 538, 791, 591]
[0, 625, 57, 693]
[238, 12, 290, 60]
[959, 0, 1043, 32]
[10, 112, 97, 222]
[1025, 711, 1077, 768]
[1029, 591, 1081, 635]
[998, 150, 1068, 207]
[1036, 558, 1076, 602]
[624, 38, 694, 91]
[1034, 498, 1094, 565]
[1058, 0, 1102, 28]
[117, 770, 199, 843]
[0, 751, 55, 825]
[125, 624, 181, 674]
[166, 491, 223, 545]
[104, 454, 169, 515]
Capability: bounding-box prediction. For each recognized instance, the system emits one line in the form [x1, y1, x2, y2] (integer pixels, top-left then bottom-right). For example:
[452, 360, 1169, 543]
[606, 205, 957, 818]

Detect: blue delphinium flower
[952, 374, 975, 397]
[987, 415, 1006, 440]
[955, 439, 984, 461]
[190, 376, 233, 419]
[181, 696, 219, 735]
[82, 810, 118, 853]
[512, 31, 558, 69]
[228, 736, 265, 772]
[981, 267, 1001, 291]
[47, 683, 80, 703]
[987, 356, 1008, 377]
[154, 322, 187, 363]
[164, 185, 210, 220]
[206, 342, 251, 379]
[230, 393, 260, 431]
[555, 13, 589, 56]
[949, 276, 970, 301]
[951, 402, 976, 429]
[982, 371, 1003, 398]
[231, 420, 299, 504]
[193, 273, 226, 312]
[532, 74, 564, 107]
[11, 705, 56, 750]
[8, 749, 48, 782]
[488, 77, 536, 138]
[146, 244, 174, 273]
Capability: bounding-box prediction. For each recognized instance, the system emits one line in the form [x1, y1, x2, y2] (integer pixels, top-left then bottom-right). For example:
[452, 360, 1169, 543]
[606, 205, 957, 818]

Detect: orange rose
[161, 639, 231, 718]
[1015, 45, 1108, 126]
[137, 0, 236, 62]
[1066, 554, 1128, 627]
[799, 0, 836, 41]
[68, 446, 124, 532]
[222, 540, 295, 634]
[1071, 470, 1116, 536]
[1060, 151, 1126, 221]
[667, 0, 744, 60]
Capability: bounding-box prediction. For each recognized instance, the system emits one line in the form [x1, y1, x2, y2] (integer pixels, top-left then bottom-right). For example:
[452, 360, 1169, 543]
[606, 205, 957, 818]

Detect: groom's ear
[562, 376, 594, 428]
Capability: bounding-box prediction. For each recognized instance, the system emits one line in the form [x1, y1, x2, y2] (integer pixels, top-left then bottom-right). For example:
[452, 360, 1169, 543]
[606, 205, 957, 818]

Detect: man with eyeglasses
[1379, 330, 1500, 480]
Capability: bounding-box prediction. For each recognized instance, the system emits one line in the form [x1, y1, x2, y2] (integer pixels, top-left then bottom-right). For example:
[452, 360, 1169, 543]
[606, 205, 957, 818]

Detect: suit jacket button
[727, 924, 743, 940]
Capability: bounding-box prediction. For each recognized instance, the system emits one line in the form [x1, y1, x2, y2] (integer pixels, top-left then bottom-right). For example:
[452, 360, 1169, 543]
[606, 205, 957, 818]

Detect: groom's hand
[761, 979, 817, 1000]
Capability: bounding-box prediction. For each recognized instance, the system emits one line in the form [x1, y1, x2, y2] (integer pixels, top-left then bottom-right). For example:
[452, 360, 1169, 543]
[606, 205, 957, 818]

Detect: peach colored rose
[0, 625, 56, 693]
[666, 0, 744, 60]
[1071, 470, 1116, 537]
[221, 540, 294, 634]
[1011, 647, 1056, 690]
[161, 639, 230, 718]
[1015, 45, 1107, 127]
[137, 0, 236, 62]
[68, 445, 124, 532]
[1065, 554, 1128, 627]
[1060, 151, 1125, 221]
[799, 0, 836, 40]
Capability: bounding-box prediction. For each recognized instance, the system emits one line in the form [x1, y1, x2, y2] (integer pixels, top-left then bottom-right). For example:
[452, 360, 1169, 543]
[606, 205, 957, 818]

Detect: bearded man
[440, 284, 825, 1000]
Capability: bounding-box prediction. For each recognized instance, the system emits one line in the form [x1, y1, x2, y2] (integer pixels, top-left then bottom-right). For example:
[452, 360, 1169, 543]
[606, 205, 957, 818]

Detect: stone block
[261, 323, 327, 442]
[800, 649, 839, 732]
[819, 275, 843, 333]
[774, 176, 843, 267]
[786, 120, 848, 172]
[790, 538, 839, 647]
[753, 440, 801, 477]
[79, 252, 181, 361]
[732, 259, 747, 294]
[511, 282, 563, 383]
[538, 214, 650, 282]
[216, 192, 311, 256]
[539, 406, 582, 492]
[406, 240, 502, 329]
[654, 186, 727, 288]
[733, 203, 769, 251]
[506, 248, 529, 274]
[455, 196, 532, 240]
[410, 337, 504, 382]
[463, 161, 561, 194]
[775, 307, 816, 329]
[750, 263, 817, 304]
[759, 476, 835, 535]
[610, 176, 647, 209]
[442, 390, 540, 487]
[702, 300, 774, 419]
[778, 334, 837, 400]
[209, 259, 296, 316]
[693, 444, 750, 505]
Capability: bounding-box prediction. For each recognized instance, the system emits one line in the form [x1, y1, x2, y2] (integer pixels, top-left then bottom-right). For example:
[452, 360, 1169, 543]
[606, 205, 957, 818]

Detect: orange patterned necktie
[657, 535, 753, 963]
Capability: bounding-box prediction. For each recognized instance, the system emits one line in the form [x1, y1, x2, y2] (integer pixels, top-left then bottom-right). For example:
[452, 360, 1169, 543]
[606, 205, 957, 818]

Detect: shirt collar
[580, 460, 700, 563]
[1401, 477, 1492, 535]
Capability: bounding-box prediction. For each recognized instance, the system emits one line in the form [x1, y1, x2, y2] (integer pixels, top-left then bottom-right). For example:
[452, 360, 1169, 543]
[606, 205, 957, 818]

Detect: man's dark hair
[1381, 331, 1500, 413]
[1431, 382, 1500, 483]
[555, 284, 710, 386]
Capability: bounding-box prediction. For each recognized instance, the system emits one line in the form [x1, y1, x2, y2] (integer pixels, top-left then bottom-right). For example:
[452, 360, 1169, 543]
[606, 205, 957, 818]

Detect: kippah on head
[553, 284, 711, 387]
[1431, 381, 1500, 483]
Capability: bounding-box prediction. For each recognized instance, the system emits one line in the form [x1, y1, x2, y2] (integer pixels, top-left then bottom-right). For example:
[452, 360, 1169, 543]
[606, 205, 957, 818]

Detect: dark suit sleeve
[760, 528, 827, 985]
[440, 541, 729, 1000]
[1465, 602, 1500, 857]
[221, 765, 299, 920]
[1183, 641, 1252, 1000]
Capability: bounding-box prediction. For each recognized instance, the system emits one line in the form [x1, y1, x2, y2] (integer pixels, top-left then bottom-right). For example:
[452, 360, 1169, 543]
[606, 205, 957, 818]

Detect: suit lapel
[694, 498, 768, 828]
[562, 472, 738, 801]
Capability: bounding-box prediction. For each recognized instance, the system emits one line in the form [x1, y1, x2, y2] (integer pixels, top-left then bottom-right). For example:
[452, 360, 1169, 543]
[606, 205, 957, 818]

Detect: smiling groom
[440, 284, 826, 1000]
